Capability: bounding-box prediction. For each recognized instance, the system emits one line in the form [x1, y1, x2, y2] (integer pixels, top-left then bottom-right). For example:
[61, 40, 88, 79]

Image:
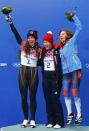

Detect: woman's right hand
[5, 15, 12, 23]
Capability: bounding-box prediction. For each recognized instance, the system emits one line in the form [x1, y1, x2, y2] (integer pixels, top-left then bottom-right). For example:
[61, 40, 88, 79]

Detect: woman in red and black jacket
[5, 15, 41, 128]
[39, 31, 64, 129]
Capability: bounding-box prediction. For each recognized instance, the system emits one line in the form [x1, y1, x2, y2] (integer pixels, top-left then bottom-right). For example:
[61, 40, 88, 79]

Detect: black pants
[42, 71, 64, 126]
[18, 65, 38, 120]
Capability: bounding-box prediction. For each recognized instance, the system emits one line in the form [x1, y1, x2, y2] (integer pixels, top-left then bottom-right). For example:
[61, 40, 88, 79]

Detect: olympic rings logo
[11, 62, 21, 68]
[0, 62, 89, 69]
[0, 63, 7, 67]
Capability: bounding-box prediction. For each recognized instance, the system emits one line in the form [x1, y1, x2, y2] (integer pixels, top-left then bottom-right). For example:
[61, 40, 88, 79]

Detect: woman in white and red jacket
[5, 15, 41, 128]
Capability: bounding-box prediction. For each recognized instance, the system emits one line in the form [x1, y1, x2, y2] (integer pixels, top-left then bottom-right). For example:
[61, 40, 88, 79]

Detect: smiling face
[59, 31, 68, 44]
[27, 35, 36, 47]
[59, 30, 73, 45]
[43, 40, 52, 50]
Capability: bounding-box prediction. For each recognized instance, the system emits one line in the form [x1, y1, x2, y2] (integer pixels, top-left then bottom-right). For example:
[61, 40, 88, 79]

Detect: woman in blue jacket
[59, 13, 82, 125]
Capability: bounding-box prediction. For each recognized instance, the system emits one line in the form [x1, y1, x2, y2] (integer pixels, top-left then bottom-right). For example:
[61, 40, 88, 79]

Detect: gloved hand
[5, 15, 12, 23]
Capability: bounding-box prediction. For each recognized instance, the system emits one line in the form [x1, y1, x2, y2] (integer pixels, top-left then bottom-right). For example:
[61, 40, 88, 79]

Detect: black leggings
[18, 65, 38, 120]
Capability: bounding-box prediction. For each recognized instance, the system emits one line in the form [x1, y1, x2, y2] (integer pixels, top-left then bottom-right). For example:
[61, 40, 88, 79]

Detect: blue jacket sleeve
[69, 15, 82, 43]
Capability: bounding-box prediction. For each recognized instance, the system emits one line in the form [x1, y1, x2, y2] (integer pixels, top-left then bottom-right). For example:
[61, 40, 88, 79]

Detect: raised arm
[72, 14, 82, 38]
[5, 15, 23, 44]
[66, 13, 82, 44]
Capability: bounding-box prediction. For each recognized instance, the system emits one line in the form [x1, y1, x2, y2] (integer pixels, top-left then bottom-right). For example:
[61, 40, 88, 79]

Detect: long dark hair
[23, 42, 41, 56]
[18, 42, 41, 59]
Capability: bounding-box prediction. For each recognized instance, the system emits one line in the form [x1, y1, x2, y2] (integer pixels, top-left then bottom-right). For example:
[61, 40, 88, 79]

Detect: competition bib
[21, 51, 38, 67]
[44, 53, 55, 71]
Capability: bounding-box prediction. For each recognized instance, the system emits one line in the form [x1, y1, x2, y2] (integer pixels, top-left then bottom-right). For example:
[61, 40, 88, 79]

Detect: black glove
[5, 15, 12, 23]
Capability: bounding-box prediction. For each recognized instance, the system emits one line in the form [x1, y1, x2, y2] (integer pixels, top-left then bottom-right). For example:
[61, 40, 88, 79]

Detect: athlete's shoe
[53, 124, 61, 129]
[30, 120, 36, 128]
[21, 119, 29, 128]
[75, 116, 82, 125]
[46, 124, 53, 128]
[66, 112, 74, 125]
